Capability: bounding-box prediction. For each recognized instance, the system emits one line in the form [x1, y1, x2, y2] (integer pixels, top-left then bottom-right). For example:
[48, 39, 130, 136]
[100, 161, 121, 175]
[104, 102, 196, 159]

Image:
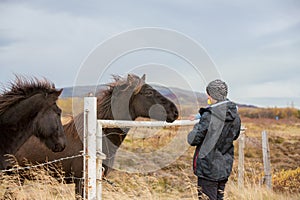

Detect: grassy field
[100, 117, 300, 199]
[1, 114, 299, 199]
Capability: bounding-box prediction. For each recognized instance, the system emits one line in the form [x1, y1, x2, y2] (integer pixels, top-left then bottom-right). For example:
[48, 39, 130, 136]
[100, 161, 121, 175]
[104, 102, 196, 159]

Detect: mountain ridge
[60, 85, 256, 108]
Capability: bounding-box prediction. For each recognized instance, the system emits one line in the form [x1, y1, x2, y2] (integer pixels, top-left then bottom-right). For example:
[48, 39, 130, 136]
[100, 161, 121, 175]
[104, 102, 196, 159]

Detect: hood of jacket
[199, 100, 238, 122]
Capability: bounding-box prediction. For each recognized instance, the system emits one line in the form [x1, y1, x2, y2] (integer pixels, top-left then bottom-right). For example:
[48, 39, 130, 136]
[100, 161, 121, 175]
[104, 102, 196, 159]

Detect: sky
[0, 0, 300, 108]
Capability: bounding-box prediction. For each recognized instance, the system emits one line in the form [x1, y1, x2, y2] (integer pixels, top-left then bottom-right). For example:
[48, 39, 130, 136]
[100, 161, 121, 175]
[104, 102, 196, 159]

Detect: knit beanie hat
[206, 79, 228, 101]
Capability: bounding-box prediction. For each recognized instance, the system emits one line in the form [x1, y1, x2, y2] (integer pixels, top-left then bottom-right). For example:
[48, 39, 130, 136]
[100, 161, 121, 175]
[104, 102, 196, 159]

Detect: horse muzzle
[52, 142, 66, 152]
[166, 107, 179, 123]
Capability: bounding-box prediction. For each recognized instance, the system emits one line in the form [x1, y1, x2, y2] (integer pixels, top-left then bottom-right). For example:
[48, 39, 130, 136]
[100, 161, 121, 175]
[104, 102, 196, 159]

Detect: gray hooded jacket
[187, 100, 241, 181]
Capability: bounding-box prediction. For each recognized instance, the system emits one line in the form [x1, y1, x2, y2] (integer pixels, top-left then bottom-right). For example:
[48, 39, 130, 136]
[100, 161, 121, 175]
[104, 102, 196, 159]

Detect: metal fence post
[84, 97, 97, 200]
[96, 122, 106, 200]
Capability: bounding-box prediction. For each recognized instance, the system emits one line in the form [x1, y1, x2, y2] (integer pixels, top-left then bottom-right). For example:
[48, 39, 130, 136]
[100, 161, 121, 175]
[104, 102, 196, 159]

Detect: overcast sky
[0, 0, 299, 108]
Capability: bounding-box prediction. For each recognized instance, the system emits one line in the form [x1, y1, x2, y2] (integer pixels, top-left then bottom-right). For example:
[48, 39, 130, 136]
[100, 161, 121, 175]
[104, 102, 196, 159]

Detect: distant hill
[237, 103, 258, 108]
[60, 84, 256, 108]
[61, 85, 106, 98]
[61, 84, 204, 101]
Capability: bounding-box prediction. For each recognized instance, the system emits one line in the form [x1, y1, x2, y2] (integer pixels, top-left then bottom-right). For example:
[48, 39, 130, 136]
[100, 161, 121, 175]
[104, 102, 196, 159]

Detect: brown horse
[16, 74, 178, 196]
[0, 76, 66, 170]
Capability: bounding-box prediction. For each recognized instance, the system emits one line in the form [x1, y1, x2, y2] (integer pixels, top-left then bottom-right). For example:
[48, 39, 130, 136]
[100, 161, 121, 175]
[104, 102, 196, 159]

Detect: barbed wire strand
[0, 153, 84, 173]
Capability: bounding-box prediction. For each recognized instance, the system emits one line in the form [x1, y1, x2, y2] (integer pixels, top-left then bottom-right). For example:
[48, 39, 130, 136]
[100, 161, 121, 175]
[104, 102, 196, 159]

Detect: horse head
[108, 74, 178, 122]
[33, 89, 66, 152]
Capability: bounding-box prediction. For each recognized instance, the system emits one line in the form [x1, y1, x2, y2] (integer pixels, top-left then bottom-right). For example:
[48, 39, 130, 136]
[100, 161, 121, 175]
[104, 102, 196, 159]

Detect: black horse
[16, 74, 179, 197]
[0, 76, 66, 170]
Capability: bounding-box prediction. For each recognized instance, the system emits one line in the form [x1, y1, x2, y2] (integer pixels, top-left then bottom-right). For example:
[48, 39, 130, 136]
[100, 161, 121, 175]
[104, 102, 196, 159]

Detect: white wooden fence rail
[83, 97, 246, 200]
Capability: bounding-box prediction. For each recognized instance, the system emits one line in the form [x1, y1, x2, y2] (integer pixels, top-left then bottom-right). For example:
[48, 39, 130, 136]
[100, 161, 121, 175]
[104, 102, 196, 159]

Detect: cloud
[259, 38, 300, 50]
[0, 0, 299, 108]
[0, 2, 127, 86]
[251, 17, 300, 37]
[236, 79, 299, 98]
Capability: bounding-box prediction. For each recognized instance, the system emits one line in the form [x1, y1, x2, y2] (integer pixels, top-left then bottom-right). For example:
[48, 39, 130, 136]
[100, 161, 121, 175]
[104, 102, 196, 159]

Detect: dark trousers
[197, 177, 227, 200]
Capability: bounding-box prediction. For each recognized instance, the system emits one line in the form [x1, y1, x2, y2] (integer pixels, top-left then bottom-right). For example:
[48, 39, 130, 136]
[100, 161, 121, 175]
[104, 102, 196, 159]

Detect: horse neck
[0, 128, 35, 155]
[63, 114, 84, 141]
[63, 112, 129, 150]
[0, 93, 46, 155]
[64, 92, 135, 149]
[0, 124, 41, 169]
[0, 93, 46, 126]
[97, 87, 138, 121]
[97, 93, 133, 149]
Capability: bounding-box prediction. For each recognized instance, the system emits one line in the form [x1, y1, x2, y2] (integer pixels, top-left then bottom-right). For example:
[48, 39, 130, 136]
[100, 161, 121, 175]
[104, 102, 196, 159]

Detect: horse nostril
[174, 110, 179, 118]
[61, 143, 66, 151]
[54, 143, 65, 152]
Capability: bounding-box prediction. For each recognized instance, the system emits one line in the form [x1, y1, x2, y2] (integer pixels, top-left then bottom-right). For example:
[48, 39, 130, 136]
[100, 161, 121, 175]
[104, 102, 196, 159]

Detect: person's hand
[188, 115, 196, 121]
[188, 113, 201, 121]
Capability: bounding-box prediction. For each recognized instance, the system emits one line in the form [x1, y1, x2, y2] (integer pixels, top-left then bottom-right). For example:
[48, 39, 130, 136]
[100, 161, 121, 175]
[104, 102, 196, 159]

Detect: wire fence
[0, 153, 84, 173]
[1, 97, 251, 200]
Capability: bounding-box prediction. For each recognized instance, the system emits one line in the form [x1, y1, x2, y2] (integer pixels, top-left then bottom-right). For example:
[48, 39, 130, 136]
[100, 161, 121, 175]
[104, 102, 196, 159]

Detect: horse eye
[144, 90, 154, 97]
[55, 108, 62, 116]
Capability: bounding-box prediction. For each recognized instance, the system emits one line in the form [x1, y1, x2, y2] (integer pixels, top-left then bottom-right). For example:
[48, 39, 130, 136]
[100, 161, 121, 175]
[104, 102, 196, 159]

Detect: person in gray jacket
[187, 79, 241, 200]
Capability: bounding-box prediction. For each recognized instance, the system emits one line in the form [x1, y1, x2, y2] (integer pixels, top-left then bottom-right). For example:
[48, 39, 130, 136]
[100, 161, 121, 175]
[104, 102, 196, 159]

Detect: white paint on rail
[98, 119, 198, 128]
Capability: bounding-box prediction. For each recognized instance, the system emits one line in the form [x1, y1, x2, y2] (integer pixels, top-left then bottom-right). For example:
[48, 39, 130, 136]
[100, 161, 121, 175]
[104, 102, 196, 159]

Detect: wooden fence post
[238, 129, 245, 189]
[262, 130, 272, 189]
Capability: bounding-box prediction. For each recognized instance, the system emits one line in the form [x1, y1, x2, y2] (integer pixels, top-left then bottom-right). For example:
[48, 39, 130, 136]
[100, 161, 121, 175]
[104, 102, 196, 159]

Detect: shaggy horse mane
[0, 75, 58, 116]
[97, 74, 145, 119]
[64, 74, 146, 138]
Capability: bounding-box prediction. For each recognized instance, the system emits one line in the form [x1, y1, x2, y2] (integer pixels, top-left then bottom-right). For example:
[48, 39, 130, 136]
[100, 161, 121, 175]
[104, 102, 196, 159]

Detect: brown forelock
[0, 75, 58, 116]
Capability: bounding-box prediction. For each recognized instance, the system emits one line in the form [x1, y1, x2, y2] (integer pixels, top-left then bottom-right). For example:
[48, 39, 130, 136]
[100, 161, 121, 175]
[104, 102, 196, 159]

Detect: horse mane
[65, 74, 145, 138]
[97, 74, 145, 119]
[0, 75, 58, 116]
[63, 114, 83, 139]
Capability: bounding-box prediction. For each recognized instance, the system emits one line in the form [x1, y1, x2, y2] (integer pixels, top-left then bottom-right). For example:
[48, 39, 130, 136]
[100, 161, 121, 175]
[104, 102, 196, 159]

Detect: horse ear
[141, 74, 146, 81]
[56, 88, 63, 97]
[51, 89, 63, 98]
[127, 74, 135, 85]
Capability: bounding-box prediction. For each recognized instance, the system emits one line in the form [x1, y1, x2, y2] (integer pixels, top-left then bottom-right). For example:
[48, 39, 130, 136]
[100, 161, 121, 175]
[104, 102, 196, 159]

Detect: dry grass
[1, 167, 299, 200]
[273, 167, 300, 193]
[102, 172, 197, 200]
[226, 181, 300, 200]
[1, 116, 299, 199]
[0, 163, 75, 200]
